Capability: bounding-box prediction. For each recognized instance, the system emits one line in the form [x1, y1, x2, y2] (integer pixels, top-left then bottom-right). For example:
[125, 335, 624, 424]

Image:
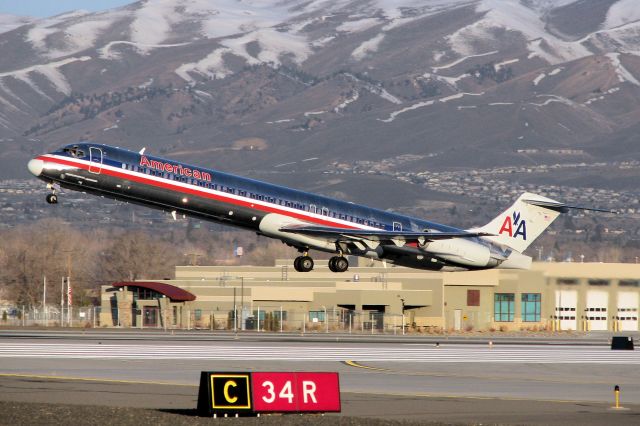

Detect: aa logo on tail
[499, 211, 527, 240]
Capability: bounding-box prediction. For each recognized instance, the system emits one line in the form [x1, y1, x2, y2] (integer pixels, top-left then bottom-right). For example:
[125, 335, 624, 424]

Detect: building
[100, 259, 640, 332]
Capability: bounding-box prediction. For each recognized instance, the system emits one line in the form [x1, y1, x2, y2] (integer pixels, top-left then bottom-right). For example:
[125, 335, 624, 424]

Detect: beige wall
[99, 261, 640, 331]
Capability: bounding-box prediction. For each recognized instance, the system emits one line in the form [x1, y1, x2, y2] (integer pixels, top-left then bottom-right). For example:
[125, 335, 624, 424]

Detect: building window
[494, 293, 514, 322]
[309, 310, 325, 322]
[557, 278, 578, 285]
[588, 279, 609, 286]
[619, 280, 640, 287]
[131, 287, 164, 301]
[467, 290, 480, 306]
[195, 309, 202, 321]
[521, 293, 541, 322]
[274, 311, 287, 321]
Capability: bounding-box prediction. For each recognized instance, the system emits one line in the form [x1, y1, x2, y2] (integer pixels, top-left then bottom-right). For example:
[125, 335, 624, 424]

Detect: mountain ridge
[0, 0, 639, 212]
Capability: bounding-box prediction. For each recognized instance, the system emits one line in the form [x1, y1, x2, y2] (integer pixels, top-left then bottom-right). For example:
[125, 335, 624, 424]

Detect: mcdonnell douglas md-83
[27, 143, 608, 273]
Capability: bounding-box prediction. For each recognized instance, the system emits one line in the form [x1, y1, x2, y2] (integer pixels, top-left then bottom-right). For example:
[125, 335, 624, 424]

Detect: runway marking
[342, 360, 635, 385]
[0, 373, 196, 387]
[346, 390, 617, 405]
[1, 343, 640, 363]
[344, 360, 390, 371]
[0, 373, 619, 406]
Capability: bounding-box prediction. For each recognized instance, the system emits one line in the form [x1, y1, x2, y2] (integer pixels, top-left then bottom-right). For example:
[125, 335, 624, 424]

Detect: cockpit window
[63, 145, 85, 158]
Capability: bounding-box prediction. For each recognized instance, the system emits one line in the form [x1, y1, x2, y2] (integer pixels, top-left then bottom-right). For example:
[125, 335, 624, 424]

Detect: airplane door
[393, 221, 402, 231]
[89, 147, 103, 174]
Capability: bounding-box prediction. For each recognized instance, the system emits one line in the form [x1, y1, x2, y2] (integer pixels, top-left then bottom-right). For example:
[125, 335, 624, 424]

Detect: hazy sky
[0, 0, 135, 17]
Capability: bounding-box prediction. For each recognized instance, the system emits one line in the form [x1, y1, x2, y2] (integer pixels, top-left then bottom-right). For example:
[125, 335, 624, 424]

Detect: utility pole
[67, 276, 72, 327]
[42, 275, 47, 326]
[240, 277, 244, 331]
[61, 277, 65, 326]
[67, 251, 72, 327]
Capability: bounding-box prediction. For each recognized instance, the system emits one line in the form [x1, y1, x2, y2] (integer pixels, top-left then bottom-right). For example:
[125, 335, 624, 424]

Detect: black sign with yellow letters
[197, 372, 252, 416]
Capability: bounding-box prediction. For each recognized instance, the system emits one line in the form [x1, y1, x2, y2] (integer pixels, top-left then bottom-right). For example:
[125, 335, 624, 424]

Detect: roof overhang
[113, 282, 196, 302]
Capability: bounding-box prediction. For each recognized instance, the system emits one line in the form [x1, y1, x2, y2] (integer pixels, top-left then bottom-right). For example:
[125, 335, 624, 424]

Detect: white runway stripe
[0, 343, 639, 363]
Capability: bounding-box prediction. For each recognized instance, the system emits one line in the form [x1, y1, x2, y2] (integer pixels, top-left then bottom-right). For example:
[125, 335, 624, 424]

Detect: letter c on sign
[224, 380, 238, 403]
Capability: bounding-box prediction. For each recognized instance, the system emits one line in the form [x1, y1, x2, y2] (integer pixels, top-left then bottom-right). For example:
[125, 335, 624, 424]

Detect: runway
[1, 331, 639, 424]
[1, 341, 640, 363]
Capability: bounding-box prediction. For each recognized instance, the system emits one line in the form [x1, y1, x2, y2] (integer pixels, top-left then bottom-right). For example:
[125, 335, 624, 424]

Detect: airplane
[27, 143, 609, 273]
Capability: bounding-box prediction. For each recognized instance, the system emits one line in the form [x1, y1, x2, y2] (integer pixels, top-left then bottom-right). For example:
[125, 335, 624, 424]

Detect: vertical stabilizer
[472, 193, 562, 252]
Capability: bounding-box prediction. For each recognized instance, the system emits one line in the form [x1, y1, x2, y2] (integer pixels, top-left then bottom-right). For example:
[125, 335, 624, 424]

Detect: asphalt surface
[1, 329, 640, 425]
[1, 376, 639, 425]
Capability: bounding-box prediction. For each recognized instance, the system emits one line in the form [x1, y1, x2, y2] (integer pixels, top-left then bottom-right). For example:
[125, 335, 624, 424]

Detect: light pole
[398, 296, 406, 335]
[240, 277, 244, 331]
[221, 275, 246, 330]
[322, 305, 328, 333]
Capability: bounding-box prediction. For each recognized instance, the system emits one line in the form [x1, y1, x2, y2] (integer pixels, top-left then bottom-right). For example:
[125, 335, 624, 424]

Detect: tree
[98, 231, 177, 282]
[0, 219, 94, 306]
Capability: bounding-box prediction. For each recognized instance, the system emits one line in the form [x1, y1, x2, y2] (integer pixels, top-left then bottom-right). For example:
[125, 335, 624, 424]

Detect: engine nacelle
[423, 239, 495, 268]
[258, 213, 336, 252]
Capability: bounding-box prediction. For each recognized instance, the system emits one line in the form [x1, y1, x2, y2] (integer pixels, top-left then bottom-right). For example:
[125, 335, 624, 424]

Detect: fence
[2, 306, 99, 328]
[1, 305, 417, 335]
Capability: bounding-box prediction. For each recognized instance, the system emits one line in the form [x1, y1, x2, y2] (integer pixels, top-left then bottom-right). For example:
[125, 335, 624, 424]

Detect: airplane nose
[27, 158, 44, 177]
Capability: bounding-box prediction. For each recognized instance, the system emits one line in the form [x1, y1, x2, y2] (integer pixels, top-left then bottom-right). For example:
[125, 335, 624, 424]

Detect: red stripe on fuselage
[39, 155, 361, 230]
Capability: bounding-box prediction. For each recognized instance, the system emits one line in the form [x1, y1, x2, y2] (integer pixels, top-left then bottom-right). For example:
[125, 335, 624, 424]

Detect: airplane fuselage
[27, 142, 527, 272]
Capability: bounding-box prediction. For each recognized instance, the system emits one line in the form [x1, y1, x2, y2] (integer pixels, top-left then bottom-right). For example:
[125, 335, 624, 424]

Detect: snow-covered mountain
[0, 14, 33, 34]
[1, 0, 640, 191]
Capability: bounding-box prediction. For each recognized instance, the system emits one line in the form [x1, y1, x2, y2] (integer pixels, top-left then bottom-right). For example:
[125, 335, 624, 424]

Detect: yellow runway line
[0, 373, 196, 387]
[343, 360, 633, 386]
[346, 389, 603, 405]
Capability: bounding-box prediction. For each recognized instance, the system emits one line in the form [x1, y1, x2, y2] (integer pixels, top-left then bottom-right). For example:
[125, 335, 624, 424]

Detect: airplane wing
[278, 225, 492, 243]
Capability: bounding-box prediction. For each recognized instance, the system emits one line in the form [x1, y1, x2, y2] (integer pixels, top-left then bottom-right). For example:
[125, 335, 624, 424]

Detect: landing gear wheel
[294, 255, 314, 272]
[46, 193, 58, 204]
[329, 256, 349, 273]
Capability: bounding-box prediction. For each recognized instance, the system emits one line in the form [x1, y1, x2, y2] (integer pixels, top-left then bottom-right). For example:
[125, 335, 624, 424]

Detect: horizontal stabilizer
[523, 199, 616, 214]
[279, 225, 492, 242]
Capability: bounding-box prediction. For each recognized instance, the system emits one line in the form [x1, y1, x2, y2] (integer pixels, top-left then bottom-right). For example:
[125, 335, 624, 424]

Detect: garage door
[555, 290, 577, 331]
[586, 291, 608, 331]
[617, 291, 638, 331]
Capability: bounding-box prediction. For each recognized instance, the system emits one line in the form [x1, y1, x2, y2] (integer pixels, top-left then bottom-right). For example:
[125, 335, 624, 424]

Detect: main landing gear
[293, 254, 349, 273]
[328, 256, 349, 273]
[294, 255, 314, 272]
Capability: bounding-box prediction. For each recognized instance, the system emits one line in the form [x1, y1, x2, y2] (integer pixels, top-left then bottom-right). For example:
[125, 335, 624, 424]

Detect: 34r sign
[197, 371, 341, 416]
[252, 372, 340, 412]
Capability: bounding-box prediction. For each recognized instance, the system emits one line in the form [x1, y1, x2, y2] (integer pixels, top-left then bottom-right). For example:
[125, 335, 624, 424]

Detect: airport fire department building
[100, 260, 640, 332]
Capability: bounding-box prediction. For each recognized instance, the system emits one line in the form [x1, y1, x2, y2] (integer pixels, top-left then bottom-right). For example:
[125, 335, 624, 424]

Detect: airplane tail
[473, 192, 563, 253]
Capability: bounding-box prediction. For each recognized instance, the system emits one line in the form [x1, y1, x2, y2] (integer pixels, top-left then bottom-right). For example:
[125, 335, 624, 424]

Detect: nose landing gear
[45, 183, 58, 204]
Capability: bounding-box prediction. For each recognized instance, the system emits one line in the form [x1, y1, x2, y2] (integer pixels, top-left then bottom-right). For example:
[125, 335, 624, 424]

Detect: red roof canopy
[113, 282, 196, 302]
